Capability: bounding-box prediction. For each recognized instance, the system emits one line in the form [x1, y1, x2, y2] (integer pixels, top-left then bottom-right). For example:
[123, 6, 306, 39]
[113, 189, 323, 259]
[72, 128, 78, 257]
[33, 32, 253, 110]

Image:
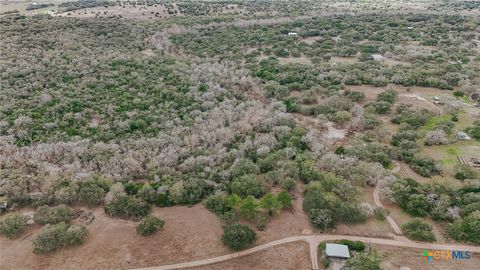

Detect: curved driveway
[132, 234, 480, 270]
[373, 162, 403, 235]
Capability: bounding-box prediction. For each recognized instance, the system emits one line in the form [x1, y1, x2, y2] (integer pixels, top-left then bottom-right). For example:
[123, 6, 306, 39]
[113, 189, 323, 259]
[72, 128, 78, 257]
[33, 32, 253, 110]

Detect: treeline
[384, 178, 480, 244]
[26, 3, 54, 10]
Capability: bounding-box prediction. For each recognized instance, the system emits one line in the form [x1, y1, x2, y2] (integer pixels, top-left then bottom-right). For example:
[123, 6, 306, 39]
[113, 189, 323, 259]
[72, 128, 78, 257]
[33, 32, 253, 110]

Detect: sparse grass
[421, 142, 480, 181]
[278, 57, 312, 65]
[456, 110, 476, 130]
[420, 115, 451, 132]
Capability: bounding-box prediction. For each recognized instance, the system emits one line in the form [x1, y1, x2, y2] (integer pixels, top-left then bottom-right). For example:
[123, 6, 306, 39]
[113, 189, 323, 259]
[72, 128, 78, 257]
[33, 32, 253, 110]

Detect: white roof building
[288, 32, 298, 36]
[326, 243, 350, 259]
[372, 54, 384, 61]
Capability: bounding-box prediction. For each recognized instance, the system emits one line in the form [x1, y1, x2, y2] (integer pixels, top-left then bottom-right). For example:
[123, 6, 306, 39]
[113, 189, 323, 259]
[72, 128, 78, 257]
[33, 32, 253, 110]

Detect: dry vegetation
[1, 0, 479, 269]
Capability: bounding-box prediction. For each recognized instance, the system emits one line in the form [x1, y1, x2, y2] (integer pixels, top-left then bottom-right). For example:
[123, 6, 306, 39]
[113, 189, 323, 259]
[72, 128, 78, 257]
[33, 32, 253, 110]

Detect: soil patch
[0, 204, 226, 270]
[191, 242, 310, 270]
[376, 245, 480, 270]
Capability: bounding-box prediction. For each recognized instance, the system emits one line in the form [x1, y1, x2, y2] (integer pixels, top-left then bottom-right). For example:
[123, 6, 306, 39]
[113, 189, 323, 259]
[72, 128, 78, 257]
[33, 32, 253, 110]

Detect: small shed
[326, 243, 350, 259]
[457, 131, 471, 141]
[288, 32, 298, 37]
[372, 54, 384, 62]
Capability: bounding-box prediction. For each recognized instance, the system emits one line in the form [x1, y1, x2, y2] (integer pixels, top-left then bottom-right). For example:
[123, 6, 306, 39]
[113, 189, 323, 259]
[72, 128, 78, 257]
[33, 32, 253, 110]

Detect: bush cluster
[33, 222, 88, 254]
[136, 216, 165, 236]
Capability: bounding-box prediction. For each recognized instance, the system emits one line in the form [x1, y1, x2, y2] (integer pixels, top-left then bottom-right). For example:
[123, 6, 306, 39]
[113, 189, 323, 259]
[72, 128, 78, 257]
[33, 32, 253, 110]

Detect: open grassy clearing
[278, 57, 312, 65]
[422, 142, 480, 180]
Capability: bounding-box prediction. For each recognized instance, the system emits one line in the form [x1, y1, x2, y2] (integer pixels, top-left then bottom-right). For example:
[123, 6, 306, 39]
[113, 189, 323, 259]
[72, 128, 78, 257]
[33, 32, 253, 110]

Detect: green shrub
[373, 207, 389, 220]
[222, 224, 256, 251]
[230, 159, 259, 178]
[373, 101, 392, 114]
[465, 124, 480, 140]
[261, 193, 281, 216]
[33, 222, 88, 254]
[104, 195, 150, 220]
[298, 159, 322, 183]
[453, 91, 465, 97]
[342, 253, 381, 270]
[136, 184, 157, 203]
[34, 205, 74, 225]
[331, 111, 352, 124]
[345, 91, 365, 102]
[337, 239, 365, 251]
[154, 193, 173, 207]
[230, 174, 266, 198]
[239, 195, 260, 220]
[277, 191, 292, 209]
[322, 258, 330, 268]
[447, 211, 480, 244]
[401, 218, 436, 242]
[205, 194, 231, 215]
[308, 208, 335, 231]
[377, 89, 397, 104]
[454, 164, 478, 180]
[136, 216, 165, 236]
[280, 177, 296, 191]
[78, 181, 108, 206]
[124, 181, 144, 196]
[405, 194, 430, 217]
[0, 213, 28, 238]
[65, 224, 89, 245]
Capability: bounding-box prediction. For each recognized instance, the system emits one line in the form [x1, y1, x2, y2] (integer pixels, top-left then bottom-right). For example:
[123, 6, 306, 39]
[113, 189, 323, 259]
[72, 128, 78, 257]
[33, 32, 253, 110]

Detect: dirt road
[133, 234, 480, 270]
[373, 164, 403, 235]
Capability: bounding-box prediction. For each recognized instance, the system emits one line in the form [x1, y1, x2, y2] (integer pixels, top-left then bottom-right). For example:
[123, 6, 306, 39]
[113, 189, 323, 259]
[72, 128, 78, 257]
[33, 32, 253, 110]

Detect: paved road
[132, 234, 480, 270]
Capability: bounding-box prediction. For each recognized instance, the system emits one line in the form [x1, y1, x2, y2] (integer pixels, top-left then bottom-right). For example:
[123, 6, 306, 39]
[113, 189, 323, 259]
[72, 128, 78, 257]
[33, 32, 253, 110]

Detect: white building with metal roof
[325, 243, 350, 259]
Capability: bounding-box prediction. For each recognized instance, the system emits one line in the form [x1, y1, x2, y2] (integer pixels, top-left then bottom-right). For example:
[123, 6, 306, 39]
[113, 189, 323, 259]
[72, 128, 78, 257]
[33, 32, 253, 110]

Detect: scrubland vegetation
[0, 0, 479, 263]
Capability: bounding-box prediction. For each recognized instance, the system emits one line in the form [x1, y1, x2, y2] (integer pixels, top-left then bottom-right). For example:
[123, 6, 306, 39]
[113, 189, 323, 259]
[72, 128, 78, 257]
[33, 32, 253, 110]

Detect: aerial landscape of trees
[0, 1, 479, 266]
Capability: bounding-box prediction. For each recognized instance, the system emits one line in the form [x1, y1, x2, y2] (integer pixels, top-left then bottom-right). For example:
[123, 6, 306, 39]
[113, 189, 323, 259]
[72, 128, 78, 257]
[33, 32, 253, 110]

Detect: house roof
[325, 243, 350, 258]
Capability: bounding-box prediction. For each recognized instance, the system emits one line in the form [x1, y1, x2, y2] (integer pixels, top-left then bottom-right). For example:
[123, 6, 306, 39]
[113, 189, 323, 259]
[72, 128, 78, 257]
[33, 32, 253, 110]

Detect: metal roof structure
[325, 243, 350, 259]
[372, 54, 385, 61]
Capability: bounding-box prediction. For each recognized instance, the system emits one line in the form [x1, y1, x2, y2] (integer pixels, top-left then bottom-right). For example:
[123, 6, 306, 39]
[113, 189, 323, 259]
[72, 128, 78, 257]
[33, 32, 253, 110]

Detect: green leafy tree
[34, 205, 74, 225]
[136, 216, 165, 236]
[222, 224, 256, 251]
[230, 175, 266, 198]
[447, 211, 480, 244]
[261, 193, 281, 216]
[277, 191, 293, 209]
[376, 89, 397, 104]
[298, 160, 322, 183]
[0, 213, 28, 238]
[240, 196, 259, 221]
[104, 195, 150, 220]
[33, 222, 88, 254]
[373, 101, 392, 114]
[78, 181, 108, 206]
[308, 208, 334, 231]
[405, 194, 429, 217]
[401, 218, 436, 242]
